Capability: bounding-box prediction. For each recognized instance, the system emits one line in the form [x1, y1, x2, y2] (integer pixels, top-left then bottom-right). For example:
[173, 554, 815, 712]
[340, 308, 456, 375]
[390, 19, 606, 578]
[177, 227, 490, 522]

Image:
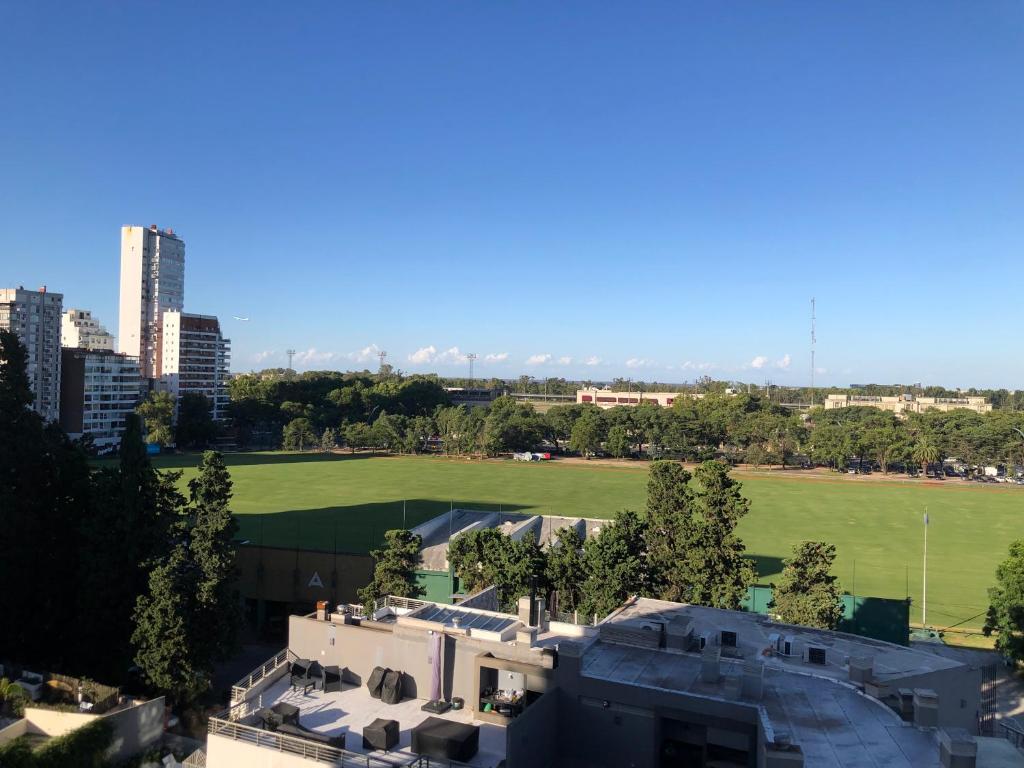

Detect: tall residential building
[118, 224, 185, 379]
[160, 310, 231, 420]
[0, 286, 63, 421]
[59, 348, 143, 452]
[61, 308, 115, 351]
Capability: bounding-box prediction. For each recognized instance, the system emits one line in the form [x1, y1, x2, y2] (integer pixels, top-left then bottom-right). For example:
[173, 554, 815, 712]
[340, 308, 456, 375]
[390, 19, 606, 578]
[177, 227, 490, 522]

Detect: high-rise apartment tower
[0, 286, 63, 421]
[118, 225, 184, 379]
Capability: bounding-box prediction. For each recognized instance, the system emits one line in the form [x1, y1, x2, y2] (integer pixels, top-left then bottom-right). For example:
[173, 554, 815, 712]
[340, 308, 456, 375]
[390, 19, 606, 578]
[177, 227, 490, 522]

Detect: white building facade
[59, 348, 143, 452]
[160, 310, 231, 420]
[118, 224, 185, 379]
[61, 308, 114, 351]
[0, 286, 63, 422]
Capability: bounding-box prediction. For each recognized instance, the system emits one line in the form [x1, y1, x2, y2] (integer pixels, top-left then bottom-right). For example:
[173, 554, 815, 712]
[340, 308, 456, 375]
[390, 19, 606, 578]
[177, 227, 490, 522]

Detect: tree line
[0, 330, 241, 704]
[361, 459, 846, 629]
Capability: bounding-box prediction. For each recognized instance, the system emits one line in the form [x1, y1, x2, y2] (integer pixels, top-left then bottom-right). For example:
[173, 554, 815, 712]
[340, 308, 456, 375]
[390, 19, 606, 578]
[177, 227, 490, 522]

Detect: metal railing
[383, 596, 430, 612]
[999, 718, 1024, 751]
[208, 707, 406, 767]
[231, 648, 292, 704]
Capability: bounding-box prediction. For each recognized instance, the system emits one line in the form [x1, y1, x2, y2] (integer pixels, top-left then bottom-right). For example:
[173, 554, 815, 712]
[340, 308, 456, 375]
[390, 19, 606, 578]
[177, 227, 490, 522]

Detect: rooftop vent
[721, 630, 737, 648]
[804, 646, 827, 665]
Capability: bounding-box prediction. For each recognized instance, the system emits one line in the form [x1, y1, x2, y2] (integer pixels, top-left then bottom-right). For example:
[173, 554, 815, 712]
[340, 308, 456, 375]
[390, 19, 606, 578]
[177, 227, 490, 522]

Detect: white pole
[922, 508, 928, 627]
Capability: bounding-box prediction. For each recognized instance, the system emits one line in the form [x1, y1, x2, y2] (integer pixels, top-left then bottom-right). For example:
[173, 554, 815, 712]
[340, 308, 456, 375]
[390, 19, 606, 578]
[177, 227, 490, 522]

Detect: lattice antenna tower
[286, 349, 296, 371]
[467, 353, 477, 383]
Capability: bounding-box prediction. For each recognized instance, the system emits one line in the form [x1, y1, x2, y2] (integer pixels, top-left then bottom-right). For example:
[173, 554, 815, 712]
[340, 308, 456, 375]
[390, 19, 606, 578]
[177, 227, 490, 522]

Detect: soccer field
[155, 451, 1021, 629]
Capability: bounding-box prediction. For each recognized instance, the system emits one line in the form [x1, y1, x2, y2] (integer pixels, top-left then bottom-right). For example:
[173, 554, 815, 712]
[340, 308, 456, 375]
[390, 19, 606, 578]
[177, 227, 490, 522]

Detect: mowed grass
[151, 451, 1023, 629]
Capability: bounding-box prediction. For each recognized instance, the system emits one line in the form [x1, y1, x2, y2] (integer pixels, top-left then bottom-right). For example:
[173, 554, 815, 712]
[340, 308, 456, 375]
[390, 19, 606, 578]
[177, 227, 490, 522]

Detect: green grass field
[151, 451, 1022, 630]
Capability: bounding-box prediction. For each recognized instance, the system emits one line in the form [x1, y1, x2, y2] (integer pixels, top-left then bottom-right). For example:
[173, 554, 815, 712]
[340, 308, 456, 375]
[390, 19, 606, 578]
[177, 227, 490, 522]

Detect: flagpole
[922, 507, 928, 627]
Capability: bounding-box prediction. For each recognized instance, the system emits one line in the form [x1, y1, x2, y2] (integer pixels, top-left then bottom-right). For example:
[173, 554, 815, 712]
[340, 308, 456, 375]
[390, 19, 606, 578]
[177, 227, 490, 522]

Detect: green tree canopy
[358, 529, 424, 607]
[137, 390, 175, 446]
[985, 540, 1024, 663]
[769, 541, 843, 629]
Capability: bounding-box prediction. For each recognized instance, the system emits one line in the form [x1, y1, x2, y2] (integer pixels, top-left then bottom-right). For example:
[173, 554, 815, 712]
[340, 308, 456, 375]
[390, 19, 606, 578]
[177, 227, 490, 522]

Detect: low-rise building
[577, 388, 705, 409]
[0, 286, 63, 422]
[61, 308, 114, 352]
[824, 394, 992, 415]
[159, 310, 231, 420]
[59, 348, 143, 452]
[204, 592, 1006, 768]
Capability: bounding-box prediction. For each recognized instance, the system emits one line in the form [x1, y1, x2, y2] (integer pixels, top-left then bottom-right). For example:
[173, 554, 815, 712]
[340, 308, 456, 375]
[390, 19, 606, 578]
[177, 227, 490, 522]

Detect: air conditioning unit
[698, 631, 715, 650]
[804, 645, 827, 665]
[777, 635, 796, 656]
[720, 630, 738, 648]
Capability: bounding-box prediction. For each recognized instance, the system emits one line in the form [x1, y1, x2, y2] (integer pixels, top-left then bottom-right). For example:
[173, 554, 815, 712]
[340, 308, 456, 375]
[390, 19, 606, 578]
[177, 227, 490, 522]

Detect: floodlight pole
[922, 508, 929, 627]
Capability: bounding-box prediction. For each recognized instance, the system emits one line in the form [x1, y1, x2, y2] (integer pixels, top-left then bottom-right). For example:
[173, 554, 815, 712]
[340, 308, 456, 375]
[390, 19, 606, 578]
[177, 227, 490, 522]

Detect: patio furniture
[272, 702, 300, 725]
[276, 722, 346, 749]
[381, 670, 404, 705]
[367, 666, 388, 699]
[290, 659, 314, 693]
[362, 718, 399, 752]
[411, 717, 479, 762]
[323, 665, 343, 693]
[308, 661, 325, 692]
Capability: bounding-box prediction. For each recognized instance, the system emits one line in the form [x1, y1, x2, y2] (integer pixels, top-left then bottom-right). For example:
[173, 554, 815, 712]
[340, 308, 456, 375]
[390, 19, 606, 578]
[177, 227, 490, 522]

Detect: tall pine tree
[643, 461, 694, 601]
[769, 541, 843, 629]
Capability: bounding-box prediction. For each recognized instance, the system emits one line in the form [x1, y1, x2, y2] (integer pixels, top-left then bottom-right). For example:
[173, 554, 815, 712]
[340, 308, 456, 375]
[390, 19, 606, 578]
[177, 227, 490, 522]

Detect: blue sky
[1, 2, 1022, 387]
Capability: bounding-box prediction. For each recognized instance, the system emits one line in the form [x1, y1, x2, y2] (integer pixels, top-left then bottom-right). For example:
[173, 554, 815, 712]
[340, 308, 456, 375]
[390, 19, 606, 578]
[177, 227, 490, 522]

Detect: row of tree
[0, 330, 240, 704]
[360, 459, 847, 629]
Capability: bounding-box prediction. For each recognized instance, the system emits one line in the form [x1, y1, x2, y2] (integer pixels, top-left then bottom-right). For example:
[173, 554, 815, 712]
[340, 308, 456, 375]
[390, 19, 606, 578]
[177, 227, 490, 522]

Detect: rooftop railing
[999, 718, 1024, 752]
[230, 648, 293, 704]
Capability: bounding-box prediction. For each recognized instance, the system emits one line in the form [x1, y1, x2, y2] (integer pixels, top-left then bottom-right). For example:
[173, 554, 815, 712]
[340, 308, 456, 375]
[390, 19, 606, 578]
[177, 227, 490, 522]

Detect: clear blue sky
[1, 2, 1022, 388]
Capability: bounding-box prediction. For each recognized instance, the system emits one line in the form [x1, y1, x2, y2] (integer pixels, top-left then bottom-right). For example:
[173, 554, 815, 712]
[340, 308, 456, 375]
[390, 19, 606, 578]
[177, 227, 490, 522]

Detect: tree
[320, 427, 337, 452]
[569, 411, 604, 457]
[175, 392, 217, 449]
[0, 331, 94, 671]
[769, 542, 843, 629]
[132, 542, 206, 702]
[605, 424, 632, 458]
[344, 421, 372, 453]
[133, 452, 240, 703]
[358, 529, 424, 607]
[448, 528, 546, 611]
[482, 396, 544, 455]
[283, 417, 315, 451]
[579, 509, 649, 620]
[137, 390, 175, 446]
[912, 436, 940, 477]
[683, 461, 756, 609]
[545, 526, 586, 615]
[985, 540, 1024, 664]
[644, 461, 693, 601]
[187, 452, 242, 675]
[78, 413, 184, 682]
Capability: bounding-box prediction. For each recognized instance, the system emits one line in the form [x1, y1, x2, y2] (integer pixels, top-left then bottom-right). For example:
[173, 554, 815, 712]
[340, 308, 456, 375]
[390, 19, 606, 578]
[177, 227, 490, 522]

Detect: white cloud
[407, 345, 469, 365]
[750, 355, 768, 369]
[681, 360, 717, 372]
[816, 367, 829, 375]
[484, 352, 509, 363]
[774, 354, 792, 370]
[347, 343, 383, 363]
[626, 358, 654, 369]
[526, 353, 552, 366]
[584, 356, 602, 366]
[252, 350, 275, 364]
[294, 348, 338, 367]
[408, 345, 437, 364]
[558, 356, 572, 365]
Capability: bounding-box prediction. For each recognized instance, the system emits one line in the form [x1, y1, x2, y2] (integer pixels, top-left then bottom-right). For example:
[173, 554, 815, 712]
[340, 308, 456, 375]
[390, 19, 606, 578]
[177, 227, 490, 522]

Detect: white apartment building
[160, 310, 231, 420]
[0, 286, 63, 421]
[61, 308, 114, 351]
[577, 388, 708, 409]
[824, 393, 992, 416]
[59, 348, 143, 452]
[118, 224, 185, 379]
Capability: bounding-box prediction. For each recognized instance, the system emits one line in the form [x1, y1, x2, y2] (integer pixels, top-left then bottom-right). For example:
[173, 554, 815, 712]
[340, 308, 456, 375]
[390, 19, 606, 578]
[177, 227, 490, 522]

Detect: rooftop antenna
[377, 350, 388, 373]
[286, 349, 296, 371]
[467, 352, 477, 384]
[810, 297, 816, 405]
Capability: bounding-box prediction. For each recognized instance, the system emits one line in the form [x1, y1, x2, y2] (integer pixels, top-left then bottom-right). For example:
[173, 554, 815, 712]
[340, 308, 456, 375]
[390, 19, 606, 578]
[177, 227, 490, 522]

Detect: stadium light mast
[467, 353, 477, 384]
[922, 508, 929, 627]
[286, 349, 296, 371]
[378, 350, 388, 374]
[810, 297, 816, 406]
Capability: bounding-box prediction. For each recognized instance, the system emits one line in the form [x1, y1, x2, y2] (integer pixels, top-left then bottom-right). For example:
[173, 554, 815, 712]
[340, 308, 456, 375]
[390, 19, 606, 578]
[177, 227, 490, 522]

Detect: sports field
[154, 451, 1022, 630]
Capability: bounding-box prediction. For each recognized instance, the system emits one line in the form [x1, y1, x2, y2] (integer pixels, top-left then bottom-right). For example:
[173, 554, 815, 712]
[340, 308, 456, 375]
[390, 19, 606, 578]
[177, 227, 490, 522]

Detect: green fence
[743, 586, 910, 646]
